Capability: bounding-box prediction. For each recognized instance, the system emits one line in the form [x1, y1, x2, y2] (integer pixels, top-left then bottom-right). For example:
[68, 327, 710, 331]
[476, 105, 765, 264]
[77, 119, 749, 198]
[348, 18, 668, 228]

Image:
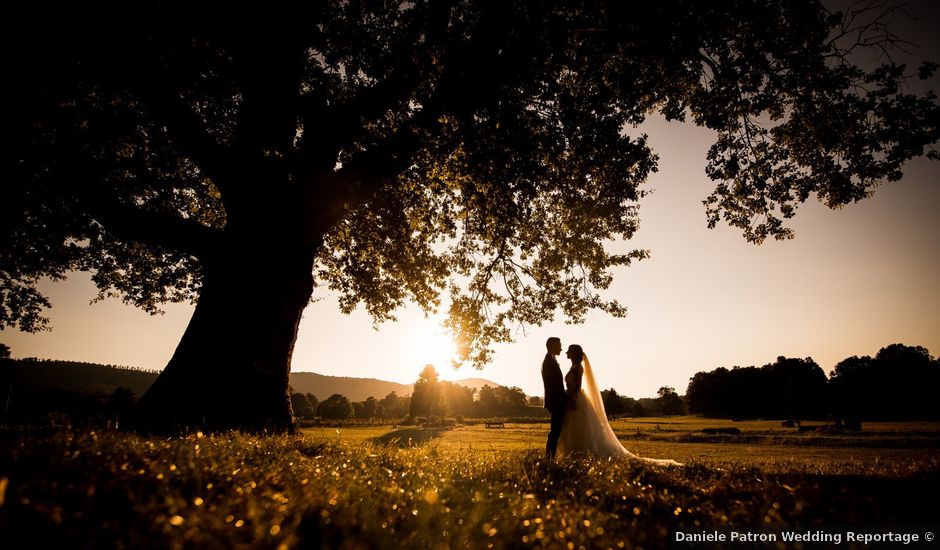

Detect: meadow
[1, 417, 937, 549]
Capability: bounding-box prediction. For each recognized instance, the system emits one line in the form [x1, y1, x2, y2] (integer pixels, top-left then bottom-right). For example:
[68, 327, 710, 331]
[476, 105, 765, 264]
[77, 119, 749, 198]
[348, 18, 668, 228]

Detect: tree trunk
[132, 234, 315, 434]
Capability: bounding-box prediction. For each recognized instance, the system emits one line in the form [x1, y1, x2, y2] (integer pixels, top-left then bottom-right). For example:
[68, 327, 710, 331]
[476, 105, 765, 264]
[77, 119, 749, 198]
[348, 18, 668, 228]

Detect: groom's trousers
[546, 406, 565, 458]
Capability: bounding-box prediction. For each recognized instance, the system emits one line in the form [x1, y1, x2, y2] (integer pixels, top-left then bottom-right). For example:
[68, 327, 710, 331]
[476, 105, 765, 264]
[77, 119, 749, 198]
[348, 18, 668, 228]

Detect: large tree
[2, 1, 938, 432]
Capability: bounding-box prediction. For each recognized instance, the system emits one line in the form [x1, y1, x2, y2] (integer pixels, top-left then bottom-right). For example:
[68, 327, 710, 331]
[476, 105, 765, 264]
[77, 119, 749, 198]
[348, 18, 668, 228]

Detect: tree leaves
[2, 1, 936, 369]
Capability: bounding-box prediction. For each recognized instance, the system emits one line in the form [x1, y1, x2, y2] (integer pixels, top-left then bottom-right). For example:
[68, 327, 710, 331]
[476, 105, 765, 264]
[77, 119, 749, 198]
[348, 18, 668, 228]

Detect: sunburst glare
[408, 315, 459, 378]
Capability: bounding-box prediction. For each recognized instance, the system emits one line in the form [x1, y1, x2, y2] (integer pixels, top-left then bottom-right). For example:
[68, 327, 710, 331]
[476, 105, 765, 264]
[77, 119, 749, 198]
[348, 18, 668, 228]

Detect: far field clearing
[302, 416, 940, 475]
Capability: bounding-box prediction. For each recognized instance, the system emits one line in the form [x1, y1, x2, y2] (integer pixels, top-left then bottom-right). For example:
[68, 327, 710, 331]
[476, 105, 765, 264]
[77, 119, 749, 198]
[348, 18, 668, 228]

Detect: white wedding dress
[557, 355, 681, 465]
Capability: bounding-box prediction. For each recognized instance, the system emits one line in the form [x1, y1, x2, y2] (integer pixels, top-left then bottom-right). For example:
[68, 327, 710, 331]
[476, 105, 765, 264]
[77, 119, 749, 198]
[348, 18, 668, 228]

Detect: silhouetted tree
[362, 396, 379, 420]
[472, 384, 531, 415]
[410, 365, 443, 417]
[476, 385, 499, 415]
[107, 387, 136, 416]
[439, 381, 474, 415]
[601, 388, 626, 418]
[656, 386, 686, 416]
[687, 367, 730, 416]
[830, 344, 939, 419]
[380, 392, 403, 419]
[496, 386, 528, 411]
[597, 388, 644, 417]
[829, 354, 876, 418]
[319, 394, 354, 420]
[0, 344, 10, 360]
[764, 356, 827, 418]
[398, 396, 412, 418]
[4, 2, 937, 431]
[305, 394, 319, 417]
[290, 392, 316, 420]
[686, 357, 826, 418]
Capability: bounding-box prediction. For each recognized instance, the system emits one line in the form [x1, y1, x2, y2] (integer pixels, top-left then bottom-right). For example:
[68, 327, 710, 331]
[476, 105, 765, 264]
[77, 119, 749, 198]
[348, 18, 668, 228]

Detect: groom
[542, 336, 569, 459]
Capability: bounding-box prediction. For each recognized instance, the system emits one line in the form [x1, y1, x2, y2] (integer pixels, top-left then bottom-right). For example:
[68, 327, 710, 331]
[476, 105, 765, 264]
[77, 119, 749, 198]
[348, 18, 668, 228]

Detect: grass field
[304, 417, 940, 475]
[1, 417, 937, 548]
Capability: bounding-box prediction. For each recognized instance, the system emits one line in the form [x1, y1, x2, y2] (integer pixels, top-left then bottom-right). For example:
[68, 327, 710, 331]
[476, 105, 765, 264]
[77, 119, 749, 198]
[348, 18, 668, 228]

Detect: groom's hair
[546, 337, 560, 349]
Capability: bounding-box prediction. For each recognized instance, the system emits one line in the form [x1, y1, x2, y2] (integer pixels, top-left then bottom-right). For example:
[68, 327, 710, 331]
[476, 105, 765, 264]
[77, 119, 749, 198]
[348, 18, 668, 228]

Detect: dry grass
[0, 418, 936, 548]
[304, 417, 940, 476]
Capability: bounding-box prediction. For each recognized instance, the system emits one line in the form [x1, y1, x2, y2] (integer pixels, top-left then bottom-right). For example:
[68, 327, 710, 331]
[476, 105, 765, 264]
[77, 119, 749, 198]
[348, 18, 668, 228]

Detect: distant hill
[289, 373, 507, 401]
[289, 372, 412, 402]
[449, 377, 509, 392]
[2, 358, 158, 397]
[1, 359, 508, 402]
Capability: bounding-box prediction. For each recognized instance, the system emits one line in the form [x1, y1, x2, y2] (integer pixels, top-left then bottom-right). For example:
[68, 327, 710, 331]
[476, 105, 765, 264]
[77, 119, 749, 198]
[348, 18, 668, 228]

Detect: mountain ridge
[287, 372, 509, 401]
[2, 359, 506, 402]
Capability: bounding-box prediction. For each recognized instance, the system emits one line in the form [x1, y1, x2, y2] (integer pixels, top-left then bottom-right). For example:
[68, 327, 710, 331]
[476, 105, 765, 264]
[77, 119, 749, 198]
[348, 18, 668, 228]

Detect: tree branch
[85, 193, 223, 258]
[296, 1, 457, 174]
[120, 61, 239, 196]
[328, 2, 529, 204]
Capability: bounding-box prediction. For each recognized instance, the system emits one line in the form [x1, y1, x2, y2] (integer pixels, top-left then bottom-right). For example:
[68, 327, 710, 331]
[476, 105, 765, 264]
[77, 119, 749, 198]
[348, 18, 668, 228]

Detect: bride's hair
[567, 344, 584, 362]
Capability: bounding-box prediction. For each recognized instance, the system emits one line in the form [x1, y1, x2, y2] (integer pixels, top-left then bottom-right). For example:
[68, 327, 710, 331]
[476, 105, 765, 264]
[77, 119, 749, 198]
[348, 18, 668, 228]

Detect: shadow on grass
[372, 427, 449, 447]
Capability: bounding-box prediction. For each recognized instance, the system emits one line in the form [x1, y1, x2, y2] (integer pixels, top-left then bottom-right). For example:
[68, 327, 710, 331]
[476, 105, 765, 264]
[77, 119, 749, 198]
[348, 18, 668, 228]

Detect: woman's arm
[566, 365, 583, 396]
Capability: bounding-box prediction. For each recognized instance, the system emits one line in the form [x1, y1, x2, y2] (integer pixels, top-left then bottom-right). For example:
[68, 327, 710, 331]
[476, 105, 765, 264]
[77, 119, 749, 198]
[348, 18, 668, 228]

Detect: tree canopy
[829, 344, 939, 419]
[319, 393, 354, 421]
[2, 1, 938, 430]
[685, 346, 940, 420]
[686, 356, 828, 418]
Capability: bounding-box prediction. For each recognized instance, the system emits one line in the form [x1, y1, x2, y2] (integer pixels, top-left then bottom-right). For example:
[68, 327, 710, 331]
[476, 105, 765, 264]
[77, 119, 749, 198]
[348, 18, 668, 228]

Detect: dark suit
[542, 352, 566, 458]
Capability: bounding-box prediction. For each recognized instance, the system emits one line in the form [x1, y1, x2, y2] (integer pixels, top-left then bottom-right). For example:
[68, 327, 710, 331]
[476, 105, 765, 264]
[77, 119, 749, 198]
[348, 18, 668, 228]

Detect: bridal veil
[557, 354, 682, 466]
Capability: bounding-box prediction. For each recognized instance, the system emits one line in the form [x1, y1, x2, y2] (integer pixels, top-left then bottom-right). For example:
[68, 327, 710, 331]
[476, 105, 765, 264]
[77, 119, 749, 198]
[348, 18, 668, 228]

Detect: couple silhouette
[541, 337, 681, 465]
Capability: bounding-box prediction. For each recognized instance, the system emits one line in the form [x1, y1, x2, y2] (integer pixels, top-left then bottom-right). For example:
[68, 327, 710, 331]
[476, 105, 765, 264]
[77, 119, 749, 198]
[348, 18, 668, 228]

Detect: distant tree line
[288, 390, 413, 422]
[0, 378, 139, 428]
[8, 342, 934, 424]
[601, 386, 687, 418]
[828, 344, 939, 420]
[5, 356, 160, 374]
[410, 365, 544, 417]
[1, 353, 156, 426]
[408, 365, 539, 419]
[289, 365, 544, 423]
[686, 344, 940, 420]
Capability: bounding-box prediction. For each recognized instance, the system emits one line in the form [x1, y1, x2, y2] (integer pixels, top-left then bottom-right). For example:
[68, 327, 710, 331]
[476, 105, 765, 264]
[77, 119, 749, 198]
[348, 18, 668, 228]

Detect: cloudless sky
[4, 2, 939, 399]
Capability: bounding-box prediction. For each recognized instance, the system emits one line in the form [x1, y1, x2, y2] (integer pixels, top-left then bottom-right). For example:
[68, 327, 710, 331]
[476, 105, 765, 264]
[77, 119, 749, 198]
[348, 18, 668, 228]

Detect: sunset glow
[408, 316, 459, 377]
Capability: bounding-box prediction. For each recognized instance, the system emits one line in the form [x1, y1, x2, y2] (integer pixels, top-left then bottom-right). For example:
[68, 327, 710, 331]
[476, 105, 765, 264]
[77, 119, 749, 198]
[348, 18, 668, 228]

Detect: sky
[4, 3, 939, 399]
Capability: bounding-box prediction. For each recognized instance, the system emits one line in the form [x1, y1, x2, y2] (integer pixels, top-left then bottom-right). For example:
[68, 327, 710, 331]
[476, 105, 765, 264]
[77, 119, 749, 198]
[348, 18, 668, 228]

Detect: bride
[556, 344, 681, 465]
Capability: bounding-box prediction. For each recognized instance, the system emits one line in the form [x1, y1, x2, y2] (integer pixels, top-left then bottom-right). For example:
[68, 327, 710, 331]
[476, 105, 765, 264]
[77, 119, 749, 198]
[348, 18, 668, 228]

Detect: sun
[410, 317, 459, 374]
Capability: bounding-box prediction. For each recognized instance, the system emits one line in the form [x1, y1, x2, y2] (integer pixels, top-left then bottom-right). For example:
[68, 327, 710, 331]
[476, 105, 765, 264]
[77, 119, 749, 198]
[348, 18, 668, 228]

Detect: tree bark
[132, 232, 315, 434]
